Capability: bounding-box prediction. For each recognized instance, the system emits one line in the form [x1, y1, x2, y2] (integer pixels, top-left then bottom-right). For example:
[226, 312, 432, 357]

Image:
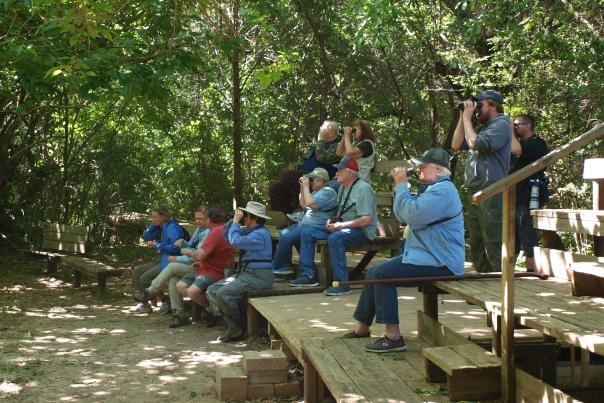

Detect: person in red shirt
[171, 206, 235, 328]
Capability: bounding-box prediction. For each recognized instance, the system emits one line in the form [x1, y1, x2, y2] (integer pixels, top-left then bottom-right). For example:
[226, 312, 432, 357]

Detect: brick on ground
[247, 369, 288, 384]
[270, 339, 296, 361]
[216, 366, 247, 401]
[242, 350, 288, 373]
[275, 380, 301, 397]
[248, 383, 275, 399]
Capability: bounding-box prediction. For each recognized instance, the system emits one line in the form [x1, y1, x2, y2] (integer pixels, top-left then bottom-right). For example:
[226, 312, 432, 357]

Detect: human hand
[462, 100, 477, 120]
[299, 176, 310, 187]
[174, 239, 186, 247]
[390, 167, 408, 185]
[168, 255, 177, 262]
[343, 127, 353, 137]
[327, 221, 343, 232]
[146, 241, 156, 249]
[233, 209, 244, 223]
[182, 249, 193, 257]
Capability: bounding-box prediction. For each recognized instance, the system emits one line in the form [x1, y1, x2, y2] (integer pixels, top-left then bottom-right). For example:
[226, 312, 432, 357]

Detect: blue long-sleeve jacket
[176, 227, 210, 265]
[142, 220, 185, 270]
[225, 222, 272, 269]
[393, 177, 465, 275]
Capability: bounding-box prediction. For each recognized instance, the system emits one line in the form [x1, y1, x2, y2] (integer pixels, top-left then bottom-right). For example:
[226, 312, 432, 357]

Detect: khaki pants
[466, 193, 503, 272]
[131, 260, 161, 291]
[148, 262, 194, 312]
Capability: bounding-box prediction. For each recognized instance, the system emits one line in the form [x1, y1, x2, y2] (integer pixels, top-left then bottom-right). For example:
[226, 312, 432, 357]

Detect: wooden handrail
[472, 122, 604, 205]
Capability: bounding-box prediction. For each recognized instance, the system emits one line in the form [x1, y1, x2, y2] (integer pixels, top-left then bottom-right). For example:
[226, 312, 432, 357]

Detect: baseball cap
[304, 167, 330, 181]
[411, 148, 451, 170]
[333, 156, 359, 172]
[472, 90, 504, 105]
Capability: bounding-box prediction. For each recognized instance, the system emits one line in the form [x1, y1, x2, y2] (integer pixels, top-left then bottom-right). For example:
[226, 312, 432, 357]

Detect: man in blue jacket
[343, 148, 465, 353]
[130, 206, 184, 314]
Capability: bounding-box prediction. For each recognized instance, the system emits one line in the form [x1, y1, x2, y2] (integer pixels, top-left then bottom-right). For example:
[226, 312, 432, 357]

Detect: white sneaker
[129, 303, 152, 314]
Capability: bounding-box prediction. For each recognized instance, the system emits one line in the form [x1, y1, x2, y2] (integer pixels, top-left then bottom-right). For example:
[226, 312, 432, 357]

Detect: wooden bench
[62, 255, 125, 293]
[423, 343, 501, 401]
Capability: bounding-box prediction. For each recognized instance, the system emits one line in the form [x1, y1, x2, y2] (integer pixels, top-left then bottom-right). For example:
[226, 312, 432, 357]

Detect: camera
[406, 167, 415, 177]
[338, 127, 357, 135]
[453, 102, 482, 111]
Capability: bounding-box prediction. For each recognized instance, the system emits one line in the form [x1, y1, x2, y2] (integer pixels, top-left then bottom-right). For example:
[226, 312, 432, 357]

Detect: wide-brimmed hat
[304, 167, 330, 181]
[240, 201, 272, 220]
[333, 155, 359, 172]
[411, 148, 450, 170]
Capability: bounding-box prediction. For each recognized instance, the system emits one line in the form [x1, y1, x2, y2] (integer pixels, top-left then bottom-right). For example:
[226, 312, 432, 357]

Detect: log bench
[62, 255, 126, 293]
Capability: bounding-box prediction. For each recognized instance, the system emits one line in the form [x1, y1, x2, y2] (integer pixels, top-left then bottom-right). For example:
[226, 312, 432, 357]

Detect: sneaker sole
[364, 345, 407, 353]
[289, 282, 320, 287]
[324, 291, 352, 296]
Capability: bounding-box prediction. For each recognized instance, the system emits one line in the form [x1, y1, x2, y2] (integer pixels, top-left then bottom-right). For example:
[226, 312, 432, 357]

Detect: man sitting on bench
[289, 156, 377, 296]
[343, 148, 465, 353]
[272, 167, 337, 275]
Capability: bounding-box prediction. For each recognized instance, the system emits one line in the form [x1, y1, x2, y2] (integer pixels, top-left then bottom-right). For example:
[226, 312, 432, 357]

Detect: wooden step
[531, 209, 604, 236]
[570, 262, 604, 297]
[423, 344, 501, 401]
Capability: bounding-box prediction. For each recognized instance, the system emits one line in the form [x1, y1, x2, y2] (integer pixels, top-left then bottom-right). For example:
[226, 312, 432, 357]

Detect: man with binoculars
[451, 90, 512, 273]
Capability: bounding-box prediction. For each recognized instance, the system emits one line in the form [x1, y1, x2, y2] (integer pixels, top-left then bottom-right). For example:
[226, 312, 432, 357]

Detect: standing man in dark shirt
[510, 113, 549, 271]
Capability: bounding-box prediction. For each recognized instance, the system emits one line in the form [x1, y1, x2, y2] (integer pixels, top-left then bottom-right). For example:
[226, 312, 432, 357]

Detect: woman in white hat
[206, 201, 274, 342]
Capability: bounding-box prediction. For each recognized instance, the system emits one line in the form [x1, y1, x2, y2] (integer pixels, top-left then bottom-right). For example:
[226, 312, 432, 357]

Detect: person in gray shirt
[451, 90, 512, 272]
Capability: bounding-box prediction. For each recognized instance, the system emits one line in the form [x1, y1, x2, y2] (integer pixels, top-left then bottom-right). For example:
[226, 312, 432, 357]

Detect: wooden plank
[301, 338, 367, 402]
[62, 256, 122, 275]
[583, 158, 604, 180]
[534, 247, 604, 281]
[42, 239, 85, 254]
[416, 310, 472, 347]
[43, 232, 87, 243]
[422, 346, 479, 376]
[449, 344, 501, 368]
[473, 122, 604, 204]
[374, 191, 393, 207]
[532, 209, 604, 236]
[516, 368, 581, 403]
[571, 262, 604, 297]
[44, 223, 88, 235]
[592, 179, 604, 256]
[373, 160, 407, 173]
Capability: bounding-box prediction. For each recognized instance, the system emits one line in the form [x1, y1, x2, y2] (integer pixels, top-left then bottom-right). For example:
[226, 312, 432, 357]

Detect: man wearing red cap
[288, 156, 378, 295]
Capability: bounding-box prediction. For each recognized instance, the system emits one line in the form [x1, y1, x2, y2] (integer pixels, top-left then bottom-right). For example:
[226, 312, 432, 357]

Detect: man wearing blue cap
[451, 90, 512, 272]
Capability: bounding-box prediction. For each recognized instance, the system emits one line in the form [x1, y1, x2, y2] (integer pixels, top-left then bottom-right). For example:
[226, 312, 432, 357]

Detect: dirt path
[0, 254, 284, 402]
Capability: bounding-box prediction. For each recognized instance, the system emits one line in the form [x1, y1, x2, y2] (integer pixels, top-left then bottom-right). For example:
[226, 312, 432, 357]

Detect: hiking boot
[273, 266, 294, 276]
[288, 275, 319, 287]
[169, 312, 190, 328]
[133, 289, 151, 303]
[324, 286, 352, 296]
[128, 303, 152, 314]
[217, 323, 244, 343]
[364, 336, 407, 353]
[342, 330, 371, 338]
[157, 300, 171, 315]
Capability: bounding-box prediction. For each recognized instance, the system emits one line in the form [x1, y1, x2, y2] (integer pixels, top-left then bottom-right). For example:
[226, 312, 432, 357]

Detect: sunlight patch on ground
[180, 350, 242, 368]
[136, 358, 177, 371]
[37, 277, 70, 289]
[0, 381, 22, 395]
[1, 284, 34, 292]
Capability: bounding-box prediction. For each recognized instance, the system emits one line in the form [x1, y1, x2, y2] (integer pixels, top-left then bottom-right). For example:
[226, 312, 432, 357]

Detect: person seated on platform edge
[336, 119, 376, 183]
[169, 206, 235, 328]
[133, 206, 211, 325]
[206, 201, 273, 342]
[268, 120, 341, 213]
[272, 167, 338, 276]
[343, 148, 465, 353]
[130, 206, 185, 314]
[288, 156, 377, 296]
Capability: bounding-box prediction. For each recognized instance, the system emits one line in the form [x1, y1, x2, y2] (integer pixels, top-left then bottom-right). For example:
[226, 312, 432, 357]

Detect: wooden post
[302, 349, 319, 403]
[592, 179, 604, 256]
[501, 188, 516, 402]
[422, 285, 439, 321]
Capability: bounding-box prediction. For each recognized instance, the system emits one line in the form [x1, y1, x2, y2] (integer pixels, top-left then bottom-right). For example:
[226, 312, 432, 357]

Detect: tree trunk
[231, 0, 244, 207]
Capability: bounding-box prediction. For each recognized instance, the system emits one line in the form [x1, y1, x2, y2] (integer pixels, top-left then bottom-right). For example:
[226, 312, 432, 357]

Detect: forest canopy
[1, 0, 603, 248]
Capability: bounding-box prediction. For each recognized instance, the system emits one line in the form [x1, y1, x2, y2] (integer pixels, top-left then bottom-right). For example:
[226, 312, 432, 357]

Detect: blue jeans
[272, 224, 301, 270]
[299, 225, 368, 281]
[353, 257, 453, 325]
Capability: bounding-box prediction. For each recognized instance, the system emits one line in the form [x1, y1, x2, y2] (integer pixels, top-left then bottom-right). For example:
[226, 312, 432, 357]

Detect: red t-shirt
[196, 224, 234, 280]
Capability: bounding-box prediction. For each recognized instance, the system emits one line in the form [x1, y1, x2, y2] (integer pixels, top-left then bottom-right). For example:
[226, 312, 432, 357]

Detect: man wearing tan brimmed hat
[272, 167, 337, 275]
[206, 201, 273, 342]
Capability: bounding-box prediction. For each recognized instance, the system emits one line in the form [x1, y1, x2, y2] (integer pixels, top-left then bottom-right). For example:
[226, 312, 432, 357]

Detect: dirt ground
[0, 251, 297, 402]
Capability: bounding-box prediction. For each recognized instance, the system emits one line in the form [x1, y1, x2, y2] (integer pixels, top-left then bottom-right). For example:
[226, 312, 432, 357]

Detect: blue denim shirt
[393, 177, 465, 275]
[142, 220, 185, 270]
[176, 227, 210, 265]
[226, 222, 273, 269]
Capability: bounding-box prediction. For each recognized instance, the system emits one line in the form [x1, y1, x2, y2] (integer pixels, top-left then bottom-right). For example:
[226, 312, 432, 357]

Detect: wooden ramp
[249, 285, 494, 402]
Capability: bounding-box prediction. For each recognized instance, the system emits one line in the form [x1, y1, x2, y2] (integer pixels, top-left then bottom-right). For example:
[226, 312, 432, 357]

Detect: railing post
[501, 187, 516, 402]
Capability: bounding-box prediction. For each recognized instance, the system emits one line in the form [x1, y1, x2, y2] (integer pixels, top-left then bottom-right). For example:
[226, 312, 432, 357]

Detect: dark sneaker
[364, 336, 407, 353]
[169, 312, 190, 328]
[158, 301, 171, 315]
[133, 289, 151, 303]
[342, 330, 371, 338]
[273, 266, 294, 275]
[128, 303, 152, 314]
[324, 286, 352, 296]
[217, 323, 244, 342]
[206, 314, 222, 328]
[288, 275, 319, 287]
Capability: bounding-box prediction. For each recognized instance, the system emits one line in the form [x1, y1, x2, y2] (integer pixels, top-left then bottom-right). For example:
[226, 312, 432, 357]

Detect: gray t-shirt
[300, 186, 338, 226]
[462, 114, 512, 191]
[336, 179, 378, 240]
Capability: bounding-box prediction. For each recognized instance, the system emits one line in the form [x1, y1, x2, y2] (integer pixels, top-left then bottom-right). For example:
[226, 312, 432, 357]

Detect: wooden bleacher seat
[422, 343, 501, 401]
